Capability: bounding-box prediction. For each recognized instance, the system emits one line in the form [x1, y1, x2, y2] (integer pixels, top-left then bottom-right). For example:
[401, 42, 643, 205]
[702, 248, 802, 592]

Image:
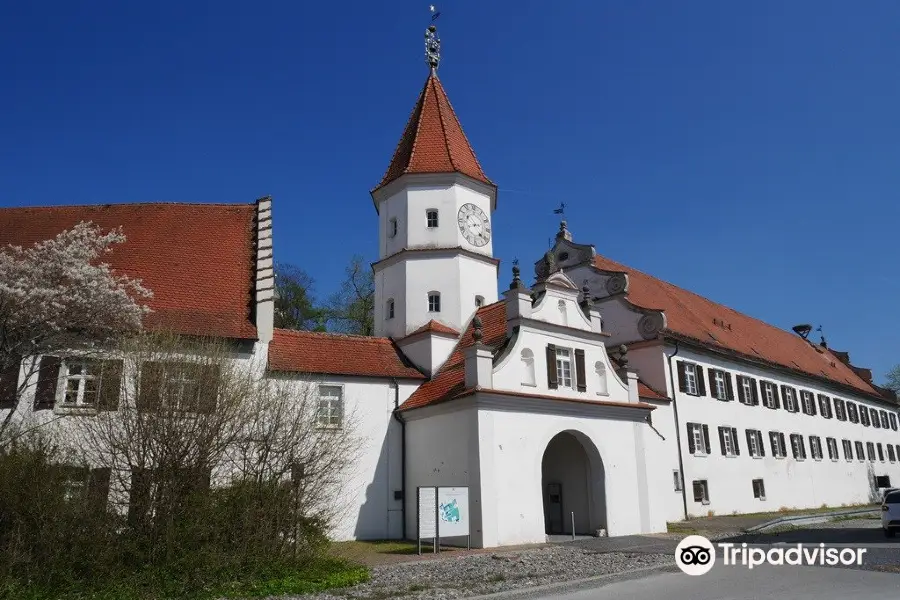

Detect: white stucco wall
[477, 399, 665, 547]
[403, 404, 480, 542]
[374, 175, 498, 339]
[668, 346, 900, 518]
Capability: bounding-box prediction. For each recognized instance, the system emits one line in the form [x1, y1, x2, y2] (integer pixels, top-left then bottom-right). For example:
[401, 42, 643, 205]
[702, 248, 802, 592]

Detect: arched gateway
[541, 430, 607, 536]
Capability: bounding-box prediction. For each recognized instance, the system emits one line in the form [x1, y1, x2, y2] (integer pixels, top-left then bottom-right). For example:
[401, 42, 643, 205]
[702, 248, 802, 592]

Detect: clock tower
[371, 21, 498, 346]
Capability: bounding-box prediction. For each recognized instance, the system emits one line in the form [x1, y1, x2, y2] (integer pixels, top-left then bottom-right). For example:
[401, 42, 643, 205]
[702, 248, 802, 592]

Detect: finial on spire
[510, 258, 525, 290]
[425, 5, 441, 71]
[472, 315, 484, 342]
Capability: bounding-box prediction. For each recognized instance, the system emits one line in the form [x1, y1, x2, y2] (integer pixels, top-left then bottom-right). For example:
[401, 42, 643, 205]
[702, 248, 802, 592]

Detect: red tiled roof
[402, 301, 665, 410]
[638, 382, 669, 401]
[405, 320, 460, 338]
[268, 328, 425, 379]
[374, 71, 493, 192]
[0, 202, 258, 339]
[592, 255, 886, 400]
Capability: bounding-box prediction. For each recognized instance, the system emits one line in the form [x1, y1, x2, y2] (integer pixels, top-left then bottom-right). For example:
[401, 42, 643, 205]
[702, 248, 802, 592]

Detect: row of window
[388, 209, 440, 237]
[384, 293, 485, 320]
[677, 361, 898, 431]
[687, 421, 900, 464]
[11, 357, 344, 430]
[685, 474, 892, 506]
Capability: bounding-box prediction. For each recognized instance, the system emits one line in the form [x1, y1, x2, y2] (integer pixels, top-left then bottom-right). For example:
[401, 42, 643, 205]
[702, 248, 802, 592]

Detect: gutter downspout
[390, 378, 407, 540]
[665, 340, 689, 521]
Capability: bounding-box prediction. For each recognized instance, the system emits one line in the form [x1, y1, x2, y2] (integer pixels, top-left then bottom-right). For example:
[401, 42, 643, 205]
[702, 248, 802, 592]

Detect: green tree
[326, 256, 374, 336]
[273, 263, 326, 331]
[886, 365, 900, 394]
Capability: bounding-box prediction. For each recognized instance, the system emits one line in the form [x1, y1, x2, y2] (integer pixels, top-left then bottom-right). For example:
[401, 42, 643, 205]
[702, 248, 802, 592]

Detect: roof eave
[661, 331, 894, 406]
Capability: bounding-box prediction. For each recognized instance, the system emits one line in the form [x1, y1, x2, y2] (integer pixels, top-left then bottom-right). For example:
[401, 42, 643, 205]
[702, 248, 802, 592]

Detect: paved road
[529, 563, 900, 600]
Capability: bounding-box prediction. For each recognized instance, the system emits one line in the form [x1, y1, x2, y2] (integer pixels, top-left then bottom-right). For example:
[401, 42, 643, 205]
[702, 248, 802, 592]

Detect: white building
[1, 28, 898, 549]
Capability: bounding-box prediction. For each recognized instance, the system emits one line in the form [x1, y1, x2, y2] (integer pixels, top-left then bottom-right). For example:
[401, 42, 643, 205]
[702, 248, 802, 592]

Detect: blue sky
[1, 1, 898, 383]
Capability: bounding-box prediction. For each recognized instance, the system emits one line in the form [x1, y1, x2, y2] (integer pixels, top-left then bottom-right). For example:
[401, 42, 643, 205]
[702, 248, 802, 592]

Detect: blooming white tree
[0, 221, 152, 436]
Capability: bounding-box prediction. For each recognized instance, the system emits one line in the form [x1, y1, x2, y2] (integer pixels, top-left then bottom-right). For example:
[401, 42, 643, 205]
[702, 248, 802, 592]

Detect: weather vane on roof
[425, 5, 442, 71]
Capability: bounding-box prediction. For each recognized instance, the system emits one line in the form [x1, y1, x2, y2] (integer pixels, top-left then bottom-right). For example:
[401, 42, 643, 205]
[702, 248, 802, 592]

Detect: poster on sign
[417, 487, 437, 540]
[437, 486, 469, 538]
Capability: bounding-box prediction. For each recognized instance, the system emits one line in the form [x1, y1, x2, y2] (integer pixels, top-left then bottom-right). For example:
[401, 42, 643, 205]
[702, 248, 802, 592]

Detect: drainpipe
[665, 341, 689, 521]
[390, 378, 407, 540]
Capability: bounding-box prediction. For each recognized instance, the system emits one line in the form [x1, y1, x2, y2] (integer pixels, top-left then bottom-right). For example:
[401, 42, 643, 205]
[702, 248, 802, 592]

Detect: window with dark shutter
[87, 467, 111, 512]
[702, 424, 711, 454]
[677, 362, 687, 393]
[731, 427, 739, 455]
[138, 361, 164, 412]
[687, 423, 696, 454]
[724, 373, 734, 401]
[574, 349, 586, 392]
[546, 344, 558, 389]
[196, 365, 221, 413]
[97, 360, 123, 411]
[0, 356, 21, 409]
[708, 370, 718, 399]
[695, 366, 706, 396]
[33, 355, 61, 411]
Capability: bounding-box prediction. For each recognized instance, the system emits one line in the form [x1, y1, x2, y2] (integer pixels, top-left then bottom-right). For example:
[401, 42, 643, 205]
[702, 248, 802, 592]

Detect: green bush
[0, 445, 366, 600]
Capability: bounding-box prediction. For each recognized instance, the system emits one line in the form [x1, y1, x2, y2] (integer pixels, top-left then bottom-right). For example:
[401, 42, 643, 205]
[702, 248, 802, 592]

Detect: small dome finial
[509, 258, 524, 290]
[472, 315, 483, 342]
[425, 6, 442, 71]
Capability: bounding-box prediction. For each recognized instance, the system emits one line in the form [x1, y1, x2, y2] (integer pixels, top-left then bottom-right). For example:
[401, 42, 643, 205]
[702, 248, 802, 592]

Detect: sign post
[437, 486, 470, 551]
[416, 487, 437, 555]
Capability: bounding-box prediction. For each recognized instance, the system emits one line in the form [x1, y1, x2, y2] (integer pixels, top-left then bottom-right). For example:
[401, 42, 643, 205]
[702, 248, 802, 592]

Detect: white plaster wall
[275, 375, 417, 541]
[478, 404, 665, 547]
[0, 342, 422, 543]
[378, 188, 410, 259]
[403, 405, 480, 542]
[531, 289, 591, 331]
[397, 334, 458, 376]
[671, 346, 900, 518]
[626, 345, 669, 397]
[405, 184, 494, 255]
[402, 255, 496, 337]
[374, 264, 407, 338]
[492, 325, 628, 403]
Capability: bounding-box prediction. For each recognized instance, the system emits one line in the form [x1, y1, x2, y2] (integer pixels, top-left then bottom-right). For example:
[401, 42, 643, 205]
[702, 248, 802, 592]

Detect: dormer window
[426, 209, 439, 228]
[389, 217, 398, 238]
[428, 292, 441, 313]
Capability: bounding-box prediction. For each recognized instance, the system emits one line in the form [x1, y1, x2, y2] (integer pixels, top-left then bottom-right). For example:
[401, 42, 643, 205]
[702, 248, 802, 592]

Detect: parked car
[881, 489, 900, 537]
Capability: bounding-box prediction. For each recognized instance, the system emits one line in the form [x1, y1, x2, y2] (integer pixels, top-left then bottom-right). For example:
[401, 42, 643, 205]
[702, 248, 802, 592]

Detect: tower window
[428, 292, 441, 313]
[426, 209, 439, 228]
[386, 299, 395, 320]
[388, 217, 398, 238]
[475, 295, 484, 307]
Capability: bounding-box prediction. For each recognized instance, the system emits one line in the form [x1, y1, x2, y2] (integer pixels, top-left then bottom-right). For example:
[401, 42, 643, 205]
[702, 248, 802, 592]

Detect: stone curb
[744, 508, 879, 533]
[462, 562, 678, 600]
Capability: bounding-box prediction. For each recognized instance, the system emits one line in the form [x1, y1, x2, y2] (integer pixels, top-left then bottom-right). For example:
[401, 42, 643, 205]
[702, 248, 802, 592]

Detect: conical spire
[373, 18, 493, 195]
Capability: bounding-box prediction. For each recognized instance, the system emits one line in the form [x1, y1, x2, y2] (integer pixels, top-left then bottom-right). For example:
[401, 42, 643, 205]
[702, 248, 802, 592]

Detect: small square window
[428, 292, 441, 313]
[692, 480, 709, 504]
[752, 478, 766, 500]
[426, 209, 439, 228]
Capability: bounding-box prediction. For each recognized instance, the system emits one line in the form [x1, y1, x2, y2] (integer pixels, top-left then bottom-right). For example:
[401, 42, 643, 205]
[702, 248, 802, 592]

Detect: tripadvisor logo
[675, 535, 869, 575]
[675, 535, 716, 576]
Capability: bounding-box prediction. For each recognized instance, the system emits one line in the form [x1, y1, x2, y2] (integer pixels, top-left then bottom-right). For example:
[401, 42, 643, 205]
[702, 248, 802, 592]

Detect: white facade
[372, 173, 499, 339]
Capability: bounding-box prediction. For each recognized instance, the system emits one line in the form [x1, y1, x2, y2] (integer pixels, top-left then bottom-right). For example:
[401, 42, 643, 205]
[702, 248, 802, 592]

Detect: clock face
[457, 203, 491, 247]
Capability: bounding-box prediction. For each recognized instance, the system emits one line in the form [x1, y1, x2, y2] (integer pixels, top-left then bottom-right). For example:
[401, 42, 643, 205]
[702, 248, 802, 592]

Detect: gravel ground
[277, 546, 673, 600]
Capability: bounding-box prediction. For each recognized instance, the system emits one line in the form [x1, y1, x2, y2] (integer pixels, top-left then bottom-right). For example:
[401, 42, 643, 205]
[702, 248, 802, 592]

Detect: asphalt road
[531, 563, 900, 600]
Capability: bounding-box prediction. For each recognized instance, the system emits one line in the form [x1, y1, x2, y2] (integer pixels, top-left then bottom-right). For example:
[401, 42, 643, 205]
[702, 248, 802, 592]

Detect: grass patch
[332, 539, 464, 558]
[0, 558, 369, 600]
